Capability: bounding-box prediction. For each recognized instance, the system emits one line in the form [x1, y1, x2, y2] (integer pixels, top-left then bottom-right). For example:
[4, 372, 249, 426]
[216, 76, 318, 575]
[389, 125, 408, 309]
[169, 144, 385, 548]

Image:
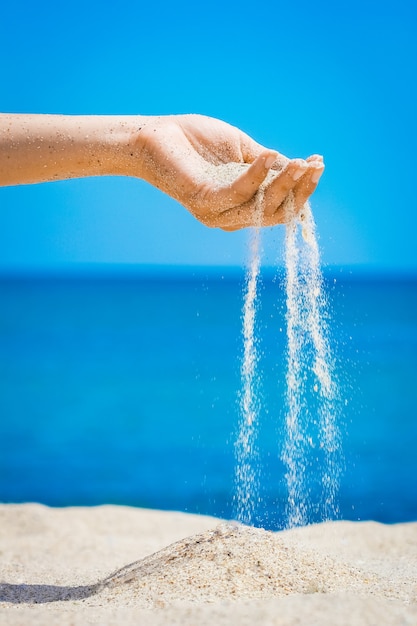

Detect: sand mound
[99, 521, 416, 608]
[0, 505, 416, 625]
[101, 523, 364, 606]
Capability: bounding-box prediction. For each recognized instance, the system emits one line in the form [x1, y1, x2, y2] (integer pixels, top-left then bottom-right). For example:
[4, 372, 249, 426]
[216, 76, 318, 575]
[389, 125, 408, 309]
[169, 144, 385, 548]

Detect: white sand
[0, 504, 416, 625]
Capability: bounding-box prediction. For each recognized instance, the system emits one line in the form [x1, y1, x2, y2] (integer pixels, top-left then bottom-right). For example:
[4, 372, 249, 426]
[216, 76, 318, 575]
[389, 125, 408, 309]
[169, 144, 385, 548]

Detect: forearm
[0, 114, 147, 186]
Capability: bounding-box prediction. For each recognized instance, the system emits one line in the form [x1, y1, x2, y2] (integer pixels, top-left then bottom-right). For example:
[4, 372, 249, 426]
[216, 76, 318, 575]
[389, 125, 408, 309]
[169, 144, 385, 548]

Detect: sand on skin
[0, 504, 416, 626]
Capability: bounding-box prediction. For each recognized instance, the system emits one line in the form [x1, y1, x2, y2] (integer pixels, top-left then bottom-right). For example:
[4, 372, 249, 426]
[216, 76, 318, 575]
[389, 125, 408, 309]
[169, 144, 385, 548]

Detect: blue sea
[0, 267, 416, 530]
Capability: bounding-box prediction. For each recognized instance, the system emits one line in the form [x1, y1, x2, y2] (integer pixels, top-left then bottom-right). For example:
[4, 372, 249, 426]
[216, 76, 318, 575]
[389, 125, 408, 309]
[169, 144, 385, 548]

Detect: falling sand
[283, 195, 342, 527]
[234, 176, 342, 528]
[234, 191, 263, 525]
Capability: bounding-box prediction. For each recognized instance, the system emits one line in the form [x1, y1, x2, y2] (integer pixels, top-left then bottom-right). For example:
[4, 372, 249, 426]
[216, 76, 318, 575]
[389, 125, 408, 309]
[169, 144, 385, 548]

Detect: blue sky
[0, 0, 416, 272]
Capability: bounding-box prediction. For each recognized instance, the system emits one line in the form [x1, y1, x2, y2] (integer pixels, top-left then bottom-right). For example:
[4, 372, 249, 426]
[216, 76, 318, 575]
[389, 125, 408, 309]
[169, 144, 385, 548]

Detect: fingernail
[292, 169, 305, 181]
[265, 154, 276, 169]
[311, 170, 323, 183]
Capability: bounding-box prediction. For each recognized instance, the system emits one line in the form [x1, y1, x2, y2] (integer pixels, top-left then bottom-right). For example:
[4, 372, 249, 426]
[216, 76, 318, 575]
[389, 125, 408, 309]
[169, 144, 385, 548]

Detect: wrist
[105, 115, 152, 179]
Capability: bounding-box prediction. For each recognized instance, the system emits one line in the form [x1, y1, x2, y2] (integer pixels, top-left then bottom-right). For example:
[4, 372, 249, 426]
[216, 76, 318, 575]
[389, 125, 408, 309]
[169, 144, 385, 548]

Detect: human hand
[130, 114, 324, 230]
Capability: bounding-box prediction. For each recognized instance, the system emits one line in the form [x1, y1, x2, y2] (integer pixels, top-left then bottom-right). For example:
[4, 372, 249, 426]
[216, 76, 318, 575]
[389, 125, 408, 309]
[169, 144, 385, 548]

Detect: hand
[131, 114, 324, 230]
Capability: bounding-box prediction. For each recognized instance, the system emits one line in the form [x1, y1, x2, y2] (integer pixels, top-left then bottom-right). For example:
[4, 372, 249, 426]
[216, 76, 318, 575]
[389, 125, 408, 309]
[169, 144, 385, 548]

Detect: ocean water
[0, 268, 416, 529]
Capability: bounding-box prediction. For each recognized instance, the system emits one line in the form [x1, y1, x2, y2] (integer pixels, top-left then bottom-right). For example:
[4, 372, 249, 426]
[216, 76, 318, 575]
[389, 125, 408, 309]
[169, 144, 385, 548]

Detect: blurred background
[0, 0, 416, 528]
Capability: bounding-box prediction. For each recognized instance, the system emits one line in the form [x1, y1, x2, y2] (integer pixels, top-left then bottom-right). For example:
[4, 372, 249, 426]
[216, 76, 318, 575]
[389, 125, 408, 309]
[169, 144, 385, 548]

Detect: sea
[0, 267, 416, 530]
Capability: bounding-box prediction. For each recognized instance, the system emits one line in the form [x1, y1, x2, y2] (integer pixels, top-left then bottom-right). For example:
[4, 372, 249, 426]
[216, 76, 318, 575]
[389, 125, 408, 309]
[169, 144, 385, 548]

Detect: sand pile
[101, 524, 373, 605]
[0, 504, 416, 625]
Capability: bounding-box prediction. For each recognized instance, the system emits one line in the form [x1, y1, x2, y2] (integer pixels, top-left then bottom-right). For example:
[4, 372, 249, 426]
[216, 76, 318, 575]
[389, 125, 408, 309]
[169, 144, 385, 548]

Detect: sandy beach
[0, 504, 415, 625]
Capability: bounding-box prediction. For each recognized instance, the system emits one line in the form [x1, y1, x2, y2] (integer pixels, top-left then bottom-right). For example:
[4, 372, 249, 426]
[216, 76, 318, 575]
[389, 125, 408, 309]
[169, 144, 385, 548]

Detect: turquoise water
[0, 269, 416, 529]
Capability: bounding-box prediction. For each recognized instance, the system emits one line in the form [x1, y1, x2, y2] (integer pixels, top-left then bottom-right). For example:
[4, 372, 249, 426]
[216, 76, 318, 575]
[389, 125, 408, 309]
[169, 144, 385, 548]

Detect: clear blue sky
[1, 0, 416, 272]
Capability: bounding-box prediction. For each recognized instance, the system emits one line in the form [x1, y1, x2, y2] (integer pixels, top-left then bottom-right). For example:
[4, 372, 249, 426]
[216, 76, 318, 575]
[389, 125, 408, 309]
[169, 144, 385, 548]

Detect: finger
[229, 150, 278, 202]
[209, 161, 324, 231]
[262, 162, 325, 226]
[212, 159, 307, 227]
[240, 134, 290, 173]
[262, 159, 308, 217]
[306, 154, 324, 164]
[195, 150, 278, 213]
[208, 160, 308, 230]
[291, 163, 325, 211]
[221, 160, 309, 226]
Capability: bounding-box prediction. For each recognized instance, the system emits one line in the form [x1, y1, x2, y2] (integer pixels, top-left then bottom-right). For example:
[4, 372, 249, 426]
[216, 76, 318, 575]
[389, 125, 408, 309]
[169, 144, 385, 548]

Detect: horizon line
[0, 263, 416, 281]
